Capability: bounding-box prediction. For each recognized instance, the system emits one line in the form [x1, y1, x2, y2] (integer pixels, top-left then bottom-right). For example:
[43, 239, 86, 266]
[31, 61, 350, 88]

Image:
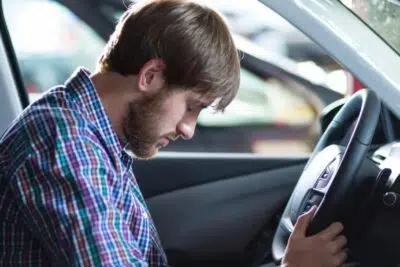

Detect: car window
[3, 0, 346, 155]
[340, 0, 400, 55]
[3, 0, 104, 102]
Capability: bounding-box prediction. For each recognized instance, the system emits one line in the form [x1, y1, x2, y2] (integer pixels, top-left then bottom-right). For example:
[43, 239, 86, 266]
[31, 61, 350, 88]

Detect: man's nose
[177, 119, 196, 140]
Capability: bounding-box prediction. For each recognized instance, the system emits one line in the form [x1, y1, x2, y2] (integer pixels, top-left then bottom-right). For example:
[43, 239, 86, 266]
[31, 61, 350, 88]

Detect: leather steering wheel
[272, 89, 381, 263]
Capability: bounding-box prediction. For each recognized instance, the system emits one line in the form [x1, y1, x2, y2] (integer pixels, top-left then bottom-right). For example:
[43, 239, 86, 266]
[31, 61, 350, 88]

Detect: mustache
[164, 133, 179, 141]
[168, 135, 179, 141]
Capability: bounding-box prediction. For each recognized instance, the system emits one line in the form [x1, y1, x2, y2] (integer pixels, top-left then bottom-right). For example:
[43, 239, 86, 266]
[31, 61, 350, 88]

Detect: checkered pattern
[0, 68, 168, 266]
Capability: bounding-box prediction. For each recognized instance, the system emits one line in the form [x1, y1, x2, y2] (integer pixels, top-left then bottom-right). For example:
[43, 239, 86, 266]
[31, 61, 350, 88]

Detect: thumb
[292, 205, 317, 237]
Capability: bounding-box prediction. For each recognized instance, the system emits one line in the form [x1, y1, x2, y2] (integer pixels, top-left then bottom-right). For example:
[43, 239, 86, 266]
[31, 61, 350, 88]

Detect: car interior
[2, 0, 400, 267]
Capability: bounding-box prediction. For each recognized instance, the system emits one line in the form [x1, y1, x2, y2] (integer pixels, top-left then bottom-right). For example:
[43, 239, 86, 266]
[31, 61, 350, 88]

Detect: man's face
[122, 88, 211, 159]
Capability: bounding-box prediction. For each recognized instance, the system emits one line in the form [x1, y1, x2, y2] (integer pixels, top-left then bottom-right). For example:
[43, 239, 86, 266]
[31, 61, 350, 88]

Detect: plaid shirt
[0, 68, 168, 266]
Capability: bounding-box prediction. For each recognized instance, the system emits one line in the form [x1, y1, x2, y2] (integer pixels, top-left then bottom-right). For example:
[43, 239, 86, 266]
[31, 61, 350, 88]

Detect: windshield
[340, 0, 400, 55]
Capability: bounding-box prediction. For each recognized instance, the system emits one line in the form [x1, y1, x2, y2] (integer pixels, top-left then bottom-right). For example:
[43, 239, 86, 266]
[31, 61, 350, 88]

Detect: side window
[197, 67, 318, 154]
[4, 0, 350, 155]
[3, 0, 105, 102]
[190, 1, 351, 155]
[113, 1, 351, 155]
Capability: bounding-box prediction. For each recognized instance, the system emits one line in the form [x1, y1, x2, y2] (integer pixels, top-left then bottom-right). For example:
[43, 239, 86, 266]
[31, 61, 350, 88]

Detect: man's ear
[137, 59, 166, 93]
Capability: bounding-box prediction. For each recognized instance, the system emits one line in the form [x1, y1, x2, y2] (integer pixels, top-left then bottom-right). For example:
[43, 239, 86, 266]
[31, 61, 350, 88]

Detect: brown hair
[97, 0, 240, 111]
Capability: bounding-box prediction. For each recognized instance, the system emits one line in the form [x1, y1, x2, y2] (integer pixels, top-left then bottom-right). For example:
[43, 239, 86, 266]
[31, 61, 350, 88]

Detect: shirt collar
[65, 67, 128, 159]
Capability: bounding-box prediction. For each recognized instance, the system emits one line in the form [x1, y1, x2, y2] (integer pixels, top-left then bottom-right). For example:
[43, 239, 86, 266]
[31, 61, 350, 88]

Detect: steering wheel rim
[272, 89, 381, 263]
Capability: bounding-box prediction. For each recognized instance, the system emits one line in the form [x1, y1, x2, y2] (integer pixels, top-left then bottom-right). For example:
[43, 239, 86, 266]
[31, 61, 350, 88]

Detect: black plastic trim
[0, 1, 30, 108]
[134, 155, 307, 198]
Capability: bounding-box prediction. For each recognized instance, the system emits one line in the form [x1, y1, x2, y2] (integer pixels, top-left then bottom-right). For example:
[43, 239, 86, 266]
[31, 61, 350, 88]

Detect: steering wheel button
[304, 204, 312, 212]
[316, 179, 328, 188]
[309, 194, 323, 205]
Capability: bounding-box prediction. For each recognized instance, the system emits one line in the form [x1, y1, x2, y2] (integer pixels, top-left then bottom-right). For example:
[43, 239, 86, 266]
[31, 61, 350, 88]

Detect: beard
[122, 90, 170, 160]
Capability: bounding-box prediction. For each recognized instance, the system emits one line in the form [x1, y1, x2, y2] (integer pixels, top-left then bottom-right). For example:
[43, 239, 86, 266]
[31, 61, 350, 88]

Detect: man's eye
[187, 101, 209, 113]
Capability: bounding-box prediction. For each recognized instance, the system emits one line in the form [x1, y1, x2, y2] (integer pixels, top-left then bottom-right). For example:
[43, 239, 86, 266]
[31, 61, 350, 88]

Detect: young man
[0, 0, 347, 266]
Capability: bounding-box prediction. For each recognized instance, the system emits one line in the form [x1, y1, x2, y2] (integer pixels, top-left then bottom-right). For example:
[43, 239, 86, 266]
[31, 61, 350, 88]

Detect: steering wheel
[272, 89, 381, 263]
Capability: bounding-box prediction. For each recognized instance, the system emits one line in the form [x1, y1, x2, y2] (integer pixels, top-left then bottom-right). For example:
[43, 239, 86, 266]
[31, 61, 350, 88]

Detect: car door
[0, 0, 345, 266]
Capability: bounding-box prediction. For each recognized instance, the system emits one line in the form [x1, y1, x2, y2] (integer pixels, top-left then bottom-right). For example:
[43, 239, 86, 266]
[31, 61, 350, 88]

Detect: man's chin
[131, 146, 159, 160]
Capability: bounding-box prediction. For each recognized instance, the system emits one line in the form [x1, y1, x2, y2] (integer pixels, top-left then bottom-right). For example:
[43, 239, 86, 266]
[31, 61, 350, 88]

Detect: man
[0, 0, 347, 266]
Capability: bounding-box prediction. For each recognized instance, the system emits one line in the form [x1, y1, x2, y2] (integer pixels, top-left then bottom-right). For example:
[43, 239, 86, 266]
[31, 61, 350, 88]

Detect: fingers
[319, 221, 344, 240]
[330, 235, 347, 254]
[292, 205, 317, 237]
[331, 251, 348, 266]
[328, 232, 347, 266]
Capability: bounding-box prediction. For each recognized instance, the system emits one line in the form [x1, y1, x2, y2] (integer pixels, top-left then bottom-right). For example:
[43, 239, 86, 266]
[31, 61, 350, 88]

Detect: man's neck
[90, 71, 138, 141]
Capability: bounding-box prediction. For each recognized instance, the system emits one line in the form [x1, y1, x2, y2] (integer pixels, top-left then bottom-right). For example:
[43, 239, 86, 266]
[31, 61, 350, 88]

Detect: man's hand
[281, 206, 347, 267]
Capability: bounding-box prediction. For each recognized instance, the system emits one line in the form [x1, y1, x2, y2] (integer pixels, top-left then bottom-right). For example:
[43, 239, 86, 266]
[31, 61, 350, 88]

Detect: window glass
[3, 0, 104, 102]
[3, 0, 346, 155]
[340, 0, 400, 55]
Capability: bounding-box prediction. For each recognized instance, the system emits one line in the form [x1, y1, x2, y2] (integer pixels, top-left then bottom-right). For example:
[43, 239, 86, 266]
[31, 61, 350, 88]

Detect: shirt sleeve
[10, 135, 148, 267]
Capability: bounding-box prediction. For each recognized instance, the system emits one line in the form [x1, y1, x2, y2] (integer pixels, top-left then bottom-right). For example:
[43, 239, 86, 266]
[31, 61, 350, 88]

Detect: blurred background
[2, 0, 363, 155]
